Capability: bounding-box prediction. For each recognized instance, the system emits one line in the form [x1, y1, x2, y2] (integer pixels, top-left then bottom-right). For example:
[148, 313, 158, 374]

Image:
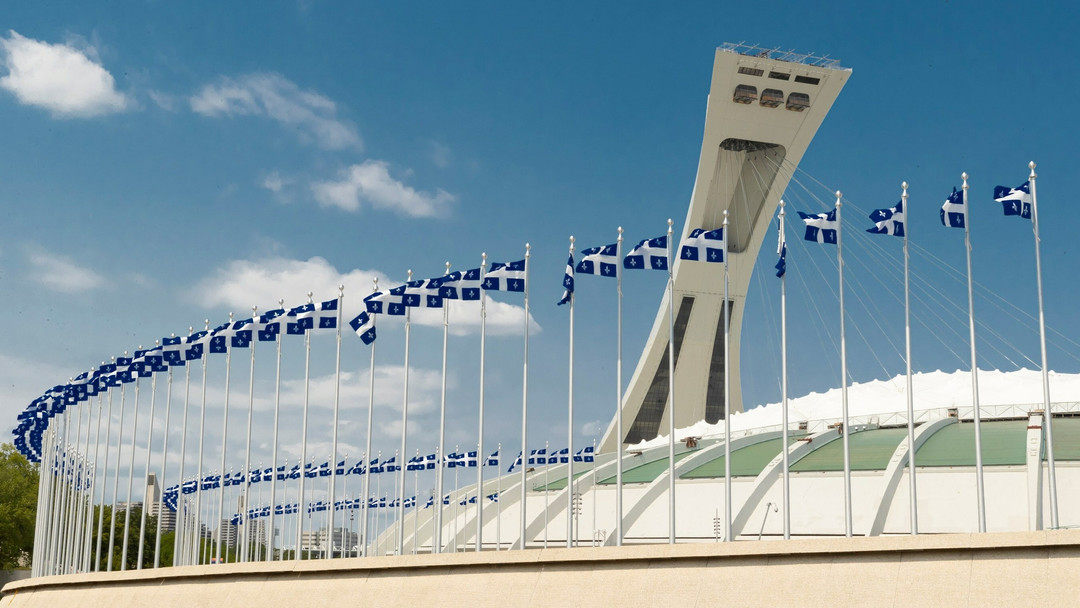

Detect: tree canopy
[0, 443, 38, 569]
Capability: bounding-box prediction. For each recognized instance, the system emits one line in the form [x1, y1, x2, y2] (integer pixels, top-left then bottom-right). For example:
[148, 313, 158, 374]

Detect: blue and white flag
[623, 236, 668, 271]
[257, 308, 286, 341]
[507, 451, 523, 473]
[383, 455, 400, 472]
[437, 268, 482, 300]
[406, 454, 425, 471]
[465, 451, 479, 467]
[390, 279, 444, 308]
[866, 200, 905, 237]
[483, 259, 526, 292]
[162, 335, 185, 366]
[797, 209, 839, 244]
[679, 228, 725, 263]
[446, 452, 465, 468]
[486, 492, 500, 503]
[554, 447, 570, 464]
[557, 253, 574, 306]
[573, 446, 595, 463]
[994, 182, 1032, 219]
[486, 448, 500, 467]
[349, 311, 377, 345]
[575, 243, 619, 277]
[527, 448, 547, 465]
[364, 290, 408, 316]
[940, 187, 966, 228]
[424, 453, 437, 470]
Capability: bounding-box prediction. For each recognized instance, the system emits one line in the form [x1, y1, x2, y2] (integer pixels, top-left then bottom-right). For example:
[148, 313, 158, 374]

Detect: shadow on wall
[0, 570, 32, 597]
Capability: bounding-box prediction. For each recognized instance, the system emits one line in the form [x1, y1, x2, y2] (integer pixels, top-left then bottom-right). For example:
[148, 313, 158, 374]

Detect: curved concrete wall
[5, 530, 1080, 608]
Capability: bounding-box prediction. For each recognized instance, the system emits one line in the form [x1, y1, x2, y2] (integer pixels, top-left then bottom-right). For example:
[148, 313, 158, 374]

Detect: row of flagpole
[20, 162, 1065, 573]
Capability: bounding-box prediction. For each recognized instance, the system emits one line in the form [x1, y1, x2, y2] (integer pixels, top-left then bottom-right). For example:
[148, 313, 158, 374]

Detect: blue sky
[3, 0, 1080, 477]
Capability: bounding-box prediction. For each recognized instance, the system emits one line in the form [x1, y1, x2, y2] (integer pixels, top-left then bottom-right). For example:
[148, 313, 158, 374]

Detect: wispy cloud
[0, 30, 129, 118]
[311, 160, 454, 218]
[26, 248, 105, 293]
[191, 255, 538, 336]
[190, 72, 360, 150]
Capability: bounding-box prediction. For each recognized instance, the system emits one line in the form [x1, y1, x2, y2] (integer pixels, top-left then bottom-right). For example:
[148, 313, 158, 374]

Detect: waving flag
[349, 311, 377, 345]
[483, 259, 526, 292]
[940, 187, 966, 228]
[797, 209, 839, 244]
[866, 200, 905, 237]
[364, 290, 408, 316]
[437, 268, 482, 300]
[573, 446, 595, 463]
[508, 451, 523, 473]
[390, 279, 443, 308]
[557, 253, 574, 306]
[623, 236, 668, 271]
[994, 182, 1032, 219]
[576, 243, 618, 277]
[486, 448, 500, 467]
[679, 228, 725, 262]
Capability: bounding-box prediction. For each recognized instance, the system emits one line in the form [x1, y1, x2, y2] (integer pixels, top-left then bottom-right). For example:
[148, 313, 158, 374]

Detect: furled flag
[576, 243, 619, 277]
[557, 253, 574, 306]
[364, 290, 408, 316]
[797, 209, 839, 244]
[866, 200, 905, 237]
[994, 182, 1032, 219]
[775, 217, 787, 279]
[390, 279, 443, 308]
[349, 311, 377, 345]
[940, 187, 966, 228]
[483, 259, 526, 292]
[486, 449, 500, 467]
[679, 228, 725, 263]
[623, 236, 669, 271]
[437, 268, 482, 300]
[573, 446, 595, 463]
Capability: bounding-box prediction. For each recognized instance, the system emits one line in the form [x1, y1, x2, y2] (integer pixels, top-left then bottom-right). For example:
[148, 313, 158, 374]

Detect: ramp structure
[602, 43, 851, 450]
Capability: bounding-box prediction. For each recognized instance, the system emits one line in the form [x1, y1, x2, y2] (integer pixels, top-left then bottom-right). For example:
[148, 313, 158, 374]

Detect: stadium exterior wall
[5, 530, 1080, 607]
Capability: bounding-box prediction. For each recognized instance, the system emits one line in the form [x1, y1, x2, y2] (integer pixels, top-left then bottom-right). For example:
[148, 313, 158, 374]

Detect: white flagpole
[902, 182, 918, 535]
[138, 342, 162, 568]
[477, 254, 488, 552]
[95, 384, 113, 570]
[193, 320, 210, 565]
[90, 389, 106, 571]
[296, 295, 314, 559]
[566, 236, 575, 550]
[267, 301, 284, 562]
[216, 313, 235, 565]
[174, 329, 193, 566]
[107, 357, 126, 571]
[777, 201, 794, 539]
[397, 270, 413, 555]
[666, 218, 676, 545]
[123, 357, 146, 570]
[519, 243, 531, 550]
[615, 227, 624, 547]
[543, 441, 549, 548]
[412, 451, 419, 554]
[241, 306, 258, 563]
[328, 286, 345, 559]
[962, 173, 987, 533]
[836, 192, 852, 539]
[723, 210, 732, 543]
[1029, 162, 1059, 528]
[435, 262, 450, 554]
[362, 281, 378, 557]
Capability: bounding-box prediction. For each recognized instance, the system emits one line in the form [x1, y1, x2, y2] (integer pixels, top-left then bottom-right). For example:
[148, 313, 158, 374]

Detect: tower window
[768, 71, 791, 81]
[733, 84, 758, 104]
[737, 66, 764, 77]
[786, 92, 811, 111]
[760, 89, 784, 108]
[794, 75, 821, 85]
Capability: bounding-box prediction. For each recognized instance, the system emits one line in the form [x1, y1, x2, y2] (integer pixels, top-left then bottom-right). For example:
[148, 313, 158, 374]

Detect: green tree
[0, 443, 39, 569]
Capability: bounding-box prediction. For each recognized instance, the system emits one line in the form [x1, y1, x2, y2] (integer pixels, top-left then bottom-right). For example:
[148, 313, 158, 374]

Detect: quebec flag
[993, 182, 1032, 219]
[679, 228, 725, 263]
[940, 187, 966, 228]
[483, 259, 527, 292]
[349, 311, 377, 345]
[437, 268, 482, 301]
[390, 280, 443, 309]
[576, 243, 619, 277]
[623, 236, 668, 271]
[365, 290, 408, 316]
[557, 253, 574, 306]
[797, 210, 838, 244]
[866, 200, 905, 237]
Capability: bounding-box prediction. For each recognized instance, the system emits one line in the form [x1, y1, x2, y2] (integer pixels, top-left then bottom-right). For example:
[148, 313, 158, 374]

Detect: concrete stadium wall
[4, 530, 1080, 608]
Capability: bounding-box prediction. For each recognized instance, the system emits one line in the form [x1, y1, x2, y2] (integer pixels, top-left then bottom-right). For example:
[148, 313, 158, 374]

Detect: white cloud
[191, 255, 539, 336]
[311, 160, 454, 218]
[0, 30, 129, 118]
[27, 249, 105, 293]
[190, 73, 359, 150]
[148, 89, 176, 111]
[428, 140, 451, 168]
[261, 170, 288, 193]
